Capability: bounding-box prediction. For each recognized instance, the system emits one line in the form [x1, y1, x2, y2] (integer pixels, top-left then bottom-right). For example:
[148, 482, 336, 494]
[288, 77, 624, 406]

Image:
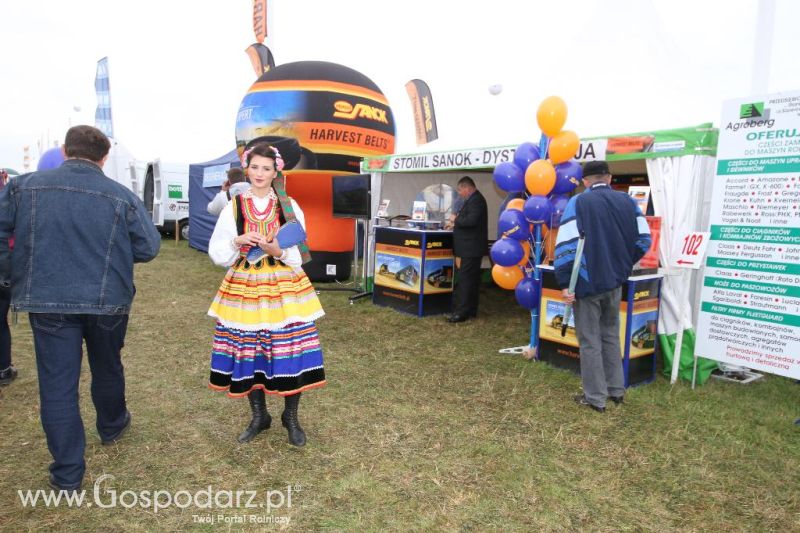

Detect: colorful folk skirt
[208, 257, 326, 397]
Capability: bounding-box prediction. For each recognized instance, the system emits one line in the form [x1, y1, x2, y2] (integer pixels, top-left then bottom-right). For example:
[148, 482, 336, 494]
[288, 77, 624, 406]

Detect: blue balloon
[514, 277, 540, 309]
[548, 195, 570, 227]
[492, 161, 525, 193]
[37, 147, 65, 171]
[552, 160, 582, 194]
[523, 195, 552, 225]
[490, 238, 525, 267]
[513, 142, 540, 172]
[497, 208, 530, 240]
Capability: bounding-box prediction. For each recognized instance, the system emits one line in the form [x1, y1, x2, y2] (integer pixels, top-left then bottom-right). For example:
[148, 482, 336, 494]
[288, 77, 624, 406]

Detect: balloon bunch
[37, 147, 65, 171]
[489, 96, 583, 311]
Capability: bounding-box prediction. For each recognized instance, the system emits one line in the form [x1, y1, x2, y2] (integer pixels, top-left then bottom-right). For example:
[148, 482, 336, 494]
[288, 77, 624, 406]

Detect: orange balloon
[506, 198, 525, 211]
[549, 130, 580, 164]
[517, 240, 531, 267]
[537, 96, 567, 137]
[525, 159, 556, 196]
[529, 224, 549, 239]
[545, 227, 557, 263]
[491, 264, 524, 290]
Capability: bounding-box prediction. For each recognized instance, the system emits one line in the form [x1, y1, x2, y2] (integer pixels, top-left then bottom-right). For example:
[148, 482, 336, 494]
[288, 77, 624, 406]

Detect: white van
[104, 140, 140, 196]
[103, 141, 191, 240]
[141, 160, 190, 240]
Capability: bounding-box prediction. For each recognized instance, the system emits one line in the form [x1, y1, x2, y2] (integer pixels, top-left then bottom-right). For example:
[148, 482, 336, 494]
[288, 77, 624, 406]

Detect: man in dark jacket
[0, 169, 16, 387]
[446, 176, 488, 323]
[0, 125, 161, 490]
[554, 161, 651, 412]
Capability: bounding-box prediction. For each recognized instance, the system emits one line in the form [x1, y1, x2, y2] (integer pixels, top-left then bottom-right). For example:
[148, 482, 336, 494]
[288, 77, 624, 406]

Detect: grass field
[1, 240, 798, 531]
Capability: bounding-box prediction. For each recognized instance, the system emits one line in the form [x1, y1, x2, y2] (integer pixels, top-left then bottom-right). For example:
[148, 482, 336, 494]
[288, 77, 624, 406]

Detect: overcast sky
[2, 0, 799, 172]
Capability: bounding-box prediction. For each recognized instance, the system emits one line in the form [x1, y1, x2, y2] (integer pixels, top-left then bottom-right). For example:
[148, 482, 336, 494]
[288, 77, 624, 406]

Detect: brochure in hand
[245, 222, 307, 263]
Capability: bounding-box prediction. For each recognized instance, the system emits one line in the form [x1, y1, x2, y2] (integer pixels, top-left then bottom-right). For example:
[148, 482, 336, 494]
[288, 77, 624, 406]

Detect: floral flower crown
[241, 145, 285, 171]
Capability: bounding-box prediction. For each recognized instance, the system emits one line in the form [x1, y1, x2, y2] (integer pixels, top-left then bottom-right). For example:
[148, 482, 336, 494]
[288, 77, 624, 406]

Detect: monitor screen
[332, 174, 370, 219]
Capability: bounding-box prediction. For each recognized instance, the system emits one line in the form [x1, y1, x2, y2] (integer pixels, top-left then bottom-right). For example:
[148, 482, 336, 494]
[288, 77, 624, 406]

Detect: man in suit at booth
[445, 176, 488, 323]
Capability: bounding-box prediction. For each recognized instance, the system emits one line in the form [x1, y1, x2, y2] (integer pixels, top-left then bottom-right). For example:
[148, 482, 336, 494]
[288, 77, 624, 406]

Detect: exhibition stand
[361, 124, 719, 381]
[372, 226, 454, 316]
[537, 266, 663, 387]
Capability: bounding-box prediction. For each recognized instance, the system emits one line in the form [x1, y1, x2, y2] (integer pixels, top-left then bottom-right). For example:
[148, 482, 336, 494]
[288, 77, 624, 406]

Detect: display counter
[372, 226, 454, 316]
[537, 265, 662, 387]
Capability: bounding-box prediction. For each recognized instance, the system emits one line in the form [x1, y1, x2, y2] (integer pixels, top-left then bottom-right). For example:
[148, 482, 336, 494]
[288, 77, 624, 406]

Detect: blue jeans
[30, 313, 129, 489]
[0, 290, 10, 370]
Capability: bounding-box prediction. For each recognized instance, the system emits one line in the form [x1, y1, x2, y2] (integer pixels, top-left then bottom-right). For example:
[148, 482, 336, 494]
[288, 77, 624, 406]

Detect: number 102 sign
[671, 231, 710, 269]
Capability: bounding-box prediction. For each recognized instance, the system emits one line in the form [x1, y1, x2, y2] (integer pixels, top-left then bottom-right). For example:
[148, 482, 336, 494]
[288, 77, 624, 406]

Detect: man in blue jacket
[0, 125, 161, 490]
[554, 161, 651, 412]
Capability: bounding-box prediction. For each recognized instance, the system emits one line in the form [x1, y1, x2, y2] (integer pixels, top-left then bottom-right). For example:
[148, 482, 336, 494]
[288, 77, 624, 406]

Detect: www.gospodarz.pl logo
[16, 474, 297, 515]
[726, 101, 775, 132]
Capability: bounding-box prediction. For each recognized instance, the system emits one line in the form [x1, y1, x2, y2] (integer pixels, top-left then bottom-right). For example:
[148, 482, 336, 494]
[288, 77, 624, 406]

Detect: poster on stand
[421, 248, 454, 294]
[374, 243, 423, 295]
[538, 288, 580, 348]
[695, 91, 800, 379]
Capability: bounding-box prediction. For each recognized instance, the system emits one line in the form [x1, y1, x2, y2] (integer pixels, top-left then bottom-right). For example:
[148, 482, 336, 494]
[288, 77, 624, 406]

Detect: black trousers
[451, 256, 482, 317]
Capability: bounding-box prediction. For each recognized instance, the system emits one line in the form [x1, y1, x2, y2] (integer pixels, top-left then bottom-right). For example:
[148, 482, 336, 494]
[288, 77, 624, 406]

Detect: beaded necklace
[241, 190, 281, 237]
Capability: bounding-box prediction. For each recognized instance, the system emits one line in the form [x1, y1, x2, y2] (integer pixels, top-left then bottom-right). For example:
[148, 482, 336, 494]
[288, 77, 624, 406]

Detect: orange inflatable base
[286, 171, 355, 252]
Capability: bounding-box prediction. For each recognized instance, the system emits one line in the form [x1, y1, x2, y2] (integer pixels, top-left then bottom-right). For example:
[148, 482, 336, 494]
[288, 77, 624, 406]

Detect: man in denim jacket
[0, 125, 161, 490]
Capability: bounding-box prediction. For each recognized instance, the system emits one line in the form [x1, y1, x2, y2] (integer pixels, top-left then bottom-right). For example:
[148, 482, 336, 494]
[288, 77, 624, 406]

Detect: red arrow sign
[672, 231, 709, 270]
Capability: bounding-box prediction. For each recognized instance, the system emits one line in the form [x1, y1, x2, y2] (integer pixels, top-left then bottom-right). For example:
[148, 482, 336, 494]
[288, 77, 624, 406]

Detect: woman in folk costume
[207, 143, 325, 447]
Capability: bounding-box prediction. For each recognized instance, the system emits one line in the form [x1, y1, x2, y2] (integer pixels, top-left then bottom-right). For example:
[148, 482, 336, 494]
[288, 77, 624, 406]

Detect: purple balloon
[490, 238, 525, 267]
[548, 195, 570, 227]
[497, 208, 530, 240]
[523, 195, 552, 225]
[513, 142, 540, 172]
[514, 277, 540, 309]
[552, 160, 582, 195]
[492, 161, 525, 193]
[37, 147, 65, 171]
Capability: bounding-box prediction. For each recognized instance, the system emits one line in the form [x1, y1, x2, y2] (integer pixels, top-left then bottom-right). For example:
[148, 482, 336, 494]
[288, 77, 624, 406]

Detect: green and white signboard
[168, 184, 183, 199]
[696, 91, 800, 379]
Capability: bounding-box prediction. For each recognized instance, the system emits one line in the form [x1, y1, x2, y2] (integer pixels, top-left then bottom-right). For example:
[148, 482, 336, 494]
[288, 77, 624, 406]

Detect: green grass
[1, 240, 798, 531]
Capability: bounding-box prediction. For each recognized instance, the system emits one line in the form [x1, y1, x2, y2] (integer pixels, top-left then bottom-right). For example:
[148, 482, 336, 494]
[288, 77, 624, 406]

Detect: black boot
[238, 389, 271, 443]
[281, 393, 306, 447]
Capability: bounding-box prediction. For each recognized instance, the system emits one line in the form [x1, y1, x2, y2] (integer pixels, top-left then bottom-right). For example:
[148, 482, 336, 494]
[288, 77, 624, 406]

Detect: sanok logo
[333, 101, 388, 124]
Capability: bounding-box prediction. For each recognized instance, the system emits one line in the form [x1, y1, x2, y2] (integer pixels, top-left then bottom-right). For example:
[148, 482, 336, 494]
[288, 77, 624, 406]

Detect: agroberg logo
[725, 101, 774, 132]
[740, 102, 765, 119]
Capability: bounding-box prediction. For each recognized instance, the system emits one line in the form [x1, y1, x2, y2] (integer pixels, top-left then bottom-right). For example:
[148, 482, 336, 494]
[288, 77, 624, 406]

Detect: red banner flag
[253, 0, 267, 43]
[245, 43, 275, 78]
[405, 79, 439, 145]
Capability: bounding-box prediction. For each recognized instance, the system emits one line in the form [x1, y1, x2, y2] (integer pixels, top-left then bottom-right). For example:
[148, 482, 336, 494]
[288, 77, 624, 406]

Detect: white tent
[362, 123, 720, 382]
